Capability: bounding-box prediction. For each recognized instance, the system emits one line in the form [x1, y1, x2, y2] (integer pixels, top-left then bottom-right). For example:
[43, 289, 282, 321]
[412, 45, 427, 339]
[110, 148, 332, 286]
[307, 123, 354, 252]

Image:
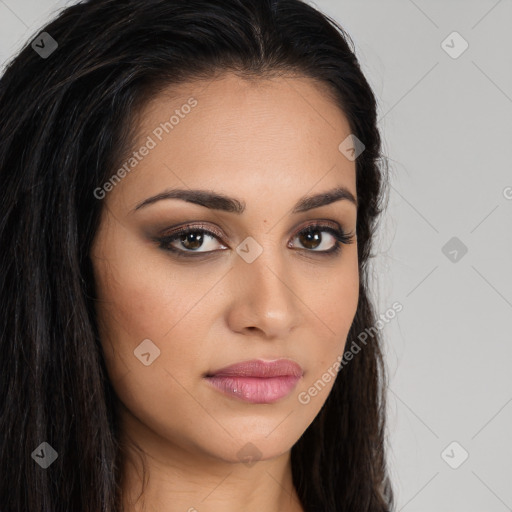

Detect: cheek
[300, 257, 359, 388]
[92, 252, 218, 442]
[307, 255, 359, 337]
[92, 237, 222, 389]
[92, 219, 194, 341]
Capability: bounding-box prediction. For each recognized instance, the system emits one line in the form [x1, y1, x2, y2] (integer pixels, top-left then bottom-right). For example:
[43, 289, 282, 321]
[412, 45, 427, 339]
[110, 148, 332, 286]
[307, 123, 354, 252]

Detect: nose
[225, 247, 303, 339]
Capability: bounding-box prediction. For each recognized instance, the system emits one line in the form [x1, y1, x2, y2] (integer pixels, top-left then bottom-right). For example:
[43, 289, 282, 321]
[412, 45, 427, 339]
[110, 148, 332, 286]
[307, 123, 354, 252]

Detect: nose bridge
[246, 247, 288, 298]
[229, 241, 301, 336]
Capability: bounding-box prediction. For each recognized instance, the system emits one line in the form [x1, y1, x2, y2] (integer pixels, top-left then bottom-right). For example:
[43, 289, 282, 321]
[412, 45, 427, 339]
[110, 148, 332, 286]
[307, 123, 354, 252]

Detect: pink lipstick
[204, 359, 303, 404]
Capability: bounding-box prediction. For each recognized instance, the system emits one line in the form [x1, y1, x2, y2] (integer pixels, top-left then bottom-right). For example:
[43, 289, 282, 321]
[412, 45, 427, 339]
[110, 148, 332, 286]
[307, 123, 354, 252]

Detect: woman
[0, 0, 394, 510]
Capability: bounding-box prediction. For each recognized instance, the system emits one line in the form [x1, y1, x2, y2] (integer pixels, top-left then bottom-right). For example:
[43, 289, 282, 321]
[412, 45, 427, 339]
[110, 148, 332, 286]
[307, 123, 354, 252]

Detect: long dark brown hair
[0, 0, 393, 510]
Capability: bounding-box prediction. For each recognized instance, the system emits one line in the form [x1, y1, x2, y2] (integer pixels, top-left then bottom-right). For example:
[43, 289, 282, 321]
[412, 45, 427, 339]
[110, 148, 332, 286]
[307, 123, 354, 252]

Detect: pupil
[181, 232, 203, 250]
[300, 229, 320, 249]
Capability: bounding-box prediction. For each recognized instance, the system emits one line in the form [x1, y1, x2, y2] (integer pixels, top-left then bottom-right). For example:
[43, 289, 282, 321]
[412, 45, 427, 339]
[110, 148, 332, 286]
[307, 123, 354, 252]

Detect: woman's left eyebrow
[132, 185, 357, 214]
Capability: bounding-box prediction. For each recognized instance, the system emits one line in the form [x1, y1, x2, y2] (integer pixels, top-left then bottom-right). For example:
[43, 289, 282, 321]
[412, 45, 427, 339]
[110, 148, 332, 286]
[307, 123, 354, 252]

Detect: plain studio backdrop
[1, 1, 511, 511]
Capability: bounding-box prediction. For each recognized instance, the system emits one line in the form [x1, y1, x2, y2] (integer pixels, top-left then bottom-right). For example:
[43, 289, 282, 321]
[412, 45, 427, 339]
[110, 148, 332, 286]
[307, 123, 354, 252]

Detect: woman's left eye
[156, 223, 354, 257]
[289, 226, 348, 252]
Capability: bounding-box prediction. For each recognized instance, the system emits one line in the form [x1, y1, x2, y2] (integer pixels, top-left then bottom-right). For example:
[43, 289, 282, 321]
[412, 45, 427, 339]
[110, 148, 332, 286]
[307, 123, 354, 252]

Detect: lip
[204, 359, 303, 404]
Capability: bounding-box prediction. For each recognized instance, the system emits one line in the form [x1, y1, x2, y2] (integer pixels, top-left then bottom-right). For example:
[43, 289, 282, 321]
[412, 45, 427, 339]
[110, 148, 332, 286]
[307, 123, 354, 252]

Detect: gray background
[1, 0, 511, 510]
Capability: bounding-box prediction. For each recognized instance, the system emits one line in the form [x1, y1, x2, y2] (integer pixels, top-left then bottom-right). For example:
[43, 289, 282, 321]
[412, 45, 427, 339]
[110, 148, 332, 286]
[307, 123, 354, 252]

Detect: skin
[90, 72, 359, 512]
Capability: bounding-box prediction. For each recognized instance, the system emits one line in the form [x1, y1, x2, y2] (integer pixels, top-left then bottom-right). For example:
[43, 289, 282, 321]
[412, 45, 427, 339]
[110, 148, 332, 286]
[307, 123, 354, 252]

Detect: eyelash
[154, 222, 355, 259]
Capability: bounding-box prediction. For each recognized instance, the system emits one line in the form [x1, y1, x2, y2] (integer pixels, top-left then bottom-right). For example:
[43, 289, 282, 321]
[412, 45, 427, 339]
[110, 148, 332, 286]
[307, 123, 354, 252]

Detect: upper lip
[206, 358, 303, 378]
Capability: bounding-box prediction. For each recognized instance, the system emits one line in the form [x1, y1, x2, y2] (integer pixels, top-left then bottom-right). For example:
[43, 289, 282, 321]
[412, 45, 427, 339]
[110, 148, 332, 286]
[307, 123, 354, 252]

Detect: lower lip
[204, 375, 301, 404]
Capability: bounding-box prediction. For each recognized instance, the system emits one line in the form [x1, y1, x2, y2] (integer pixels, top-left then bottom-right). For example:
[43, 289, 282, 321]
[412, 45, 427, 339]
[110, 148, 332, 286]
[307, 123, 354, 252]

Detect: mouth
[204, 358, 303, 404]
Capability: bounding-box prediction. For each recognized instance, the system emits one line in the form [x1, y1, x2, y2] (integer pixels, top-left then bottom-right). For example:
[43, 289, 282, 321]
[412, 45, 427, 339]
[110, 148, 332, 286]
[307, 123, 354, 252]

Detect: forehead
[139, 72, 352, 146]
[110, 72, 356, 211]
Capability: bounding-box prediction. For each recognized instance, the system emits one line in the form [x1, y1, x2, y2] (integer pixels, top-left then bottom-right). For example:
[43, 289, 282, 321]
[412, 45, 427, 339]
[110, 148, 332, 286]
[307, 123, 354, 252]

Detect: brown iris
[298, 229, 321, 250]
[179, 231, 204, 250]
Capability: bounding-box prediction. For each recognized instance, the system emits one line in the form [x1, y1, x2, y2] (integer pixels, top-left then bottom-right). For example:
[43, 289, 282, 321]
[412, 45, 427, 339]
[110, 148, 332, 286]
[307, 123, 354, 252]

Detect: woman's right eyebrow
[132, 185, 357, 214]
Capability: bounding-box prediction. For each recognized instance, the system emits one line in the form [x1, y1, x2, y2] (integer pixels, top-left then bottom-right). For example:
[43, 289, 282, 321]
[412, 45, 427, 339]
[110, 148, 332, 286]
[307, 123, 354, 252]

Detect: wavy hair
[0, 0, 393, 510]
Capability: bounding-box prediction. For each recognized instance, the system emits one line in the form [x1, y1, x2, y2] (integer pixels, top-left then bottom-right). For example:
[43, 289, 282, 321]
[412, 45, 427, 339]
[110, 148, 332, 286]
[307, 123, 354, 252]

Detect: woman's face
[90, 73, 359, 464]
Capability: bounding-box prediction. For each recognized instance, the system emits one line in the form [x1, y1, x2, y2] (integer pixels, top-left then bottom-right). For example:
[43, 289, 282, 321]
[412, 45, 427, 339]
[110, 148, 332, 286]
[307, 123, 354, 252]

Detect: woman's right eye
[156, 227, 228, 256]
